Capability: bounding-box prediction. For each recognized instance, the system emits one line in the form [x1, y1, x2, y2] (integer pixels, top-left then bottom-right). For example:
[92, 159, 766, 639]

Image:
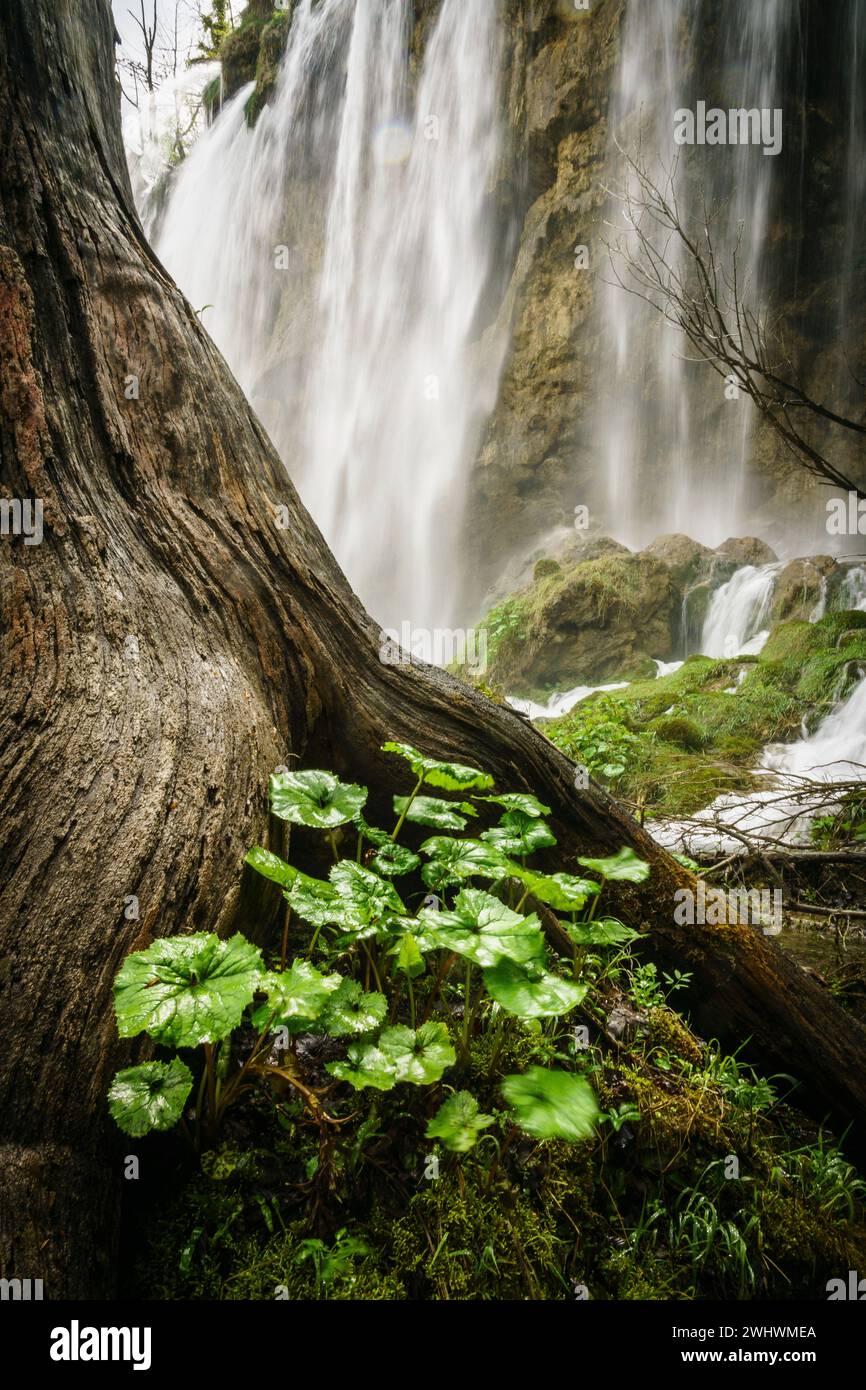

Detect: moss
[245, 10, 293, 123]
[647, 715, 708, 751]
[219, 9, 274, 101]
[533, 556, 561, 582]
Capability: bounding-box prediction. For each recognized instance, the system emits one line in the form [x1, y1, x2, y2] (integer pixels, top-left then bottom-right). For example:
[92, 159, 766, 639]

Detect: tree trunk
[1, 0, 865, 1298]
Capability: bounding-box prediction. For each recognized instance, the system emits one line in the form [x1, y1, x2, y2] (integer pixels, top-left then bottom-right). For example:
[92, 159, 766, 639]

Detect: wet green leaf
[114, 933, 263, 1047]
[577, 847, 650, 883]
[426, 1091, 494, 1152]
[481, 810, 557, 856]
[483, 959, 587, 1018]
[419, 887, 545, 967]
[474, 792, 551, 818]
[502, 1066, 599, 1141]
[393, 795, 472, 831]
[382, 743, 494, 791]
[270, 770, 367, 829]
[251, 960, 342, 1031]
[108, 1058, 193, 1137]
[323, 979, 388, 1037]
[565, 916, 641, 947]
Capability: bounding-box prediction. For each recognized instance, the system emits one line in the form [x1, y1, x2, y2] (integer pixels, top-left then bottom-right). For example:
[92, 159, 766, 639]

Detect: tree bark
[1, 0, 865, 1297]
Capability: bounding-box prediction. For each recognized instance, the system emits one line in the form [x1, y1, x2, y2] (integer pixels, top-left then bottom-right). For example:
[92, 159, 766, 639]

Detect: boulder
[714, 536, 779, 568]
[641, 533, 713, 586]
[769, 556, 837, 625]
[482, 550, 678, 692]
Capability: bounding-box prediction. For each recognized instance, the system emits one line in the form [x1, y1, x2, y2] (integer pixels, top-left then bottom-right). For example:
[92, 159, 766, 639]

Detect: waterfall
[839, 566, 866, 612]
[595, 0, 816, 548]
[698, 564, 779, 657]
[154, 0, 504, 633]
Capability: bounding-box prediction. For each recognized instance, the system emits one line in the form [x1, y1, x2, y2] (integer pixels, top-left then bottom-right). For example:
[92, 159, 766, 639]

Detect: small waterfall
[656, 673, 866, 856]
[699, 564, 779, 657]
[839, 566, 866, 613]
[154, 0, 504, 632]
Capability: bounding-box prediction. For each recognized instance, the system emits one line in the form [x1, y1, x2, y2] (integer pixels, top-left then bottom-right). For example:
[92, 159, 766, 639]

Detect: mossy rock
[219, 9, 272, 100]
[533, 557, 561, 582]
[647, 715, 708, 750]
[246, 9, 294, 123]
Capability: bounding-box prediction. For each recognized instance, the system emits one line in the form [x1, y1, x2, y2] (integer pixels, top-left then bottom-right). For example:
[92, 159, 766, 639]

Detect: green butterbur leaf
[382, 743, 494, 791]
[326, 1023, 454, 1091]
[502, 1066, 599, 1141]
[483, 959, 587, 1018]
[369, 842, 421, 878]
[391, 933, 426, 978]
[108, 1058, 193, 1137]
[379, 1022, 455, 1084]
[270, 770, 368, 829]
[251, 961, 342, 1031]
[566, 916, 641, 947]
[393, 795, 472, 831]
[512, 869, 599, 911]
[114, 933, 263, 1047]
[426, 1091, 494, 1152]
[577, 847, 650, 883]
[475, 792, 551, 818]
[419, 836, 509, 889]
[323, 979, 388, 1037]
[419, 887, 545, 967]
[287, 863, 403, 937]
[481, 810, 557, 856]
[244, 846, 296, 888]
[329, 862, 405, 926]
[326, 1044, 397, 1092]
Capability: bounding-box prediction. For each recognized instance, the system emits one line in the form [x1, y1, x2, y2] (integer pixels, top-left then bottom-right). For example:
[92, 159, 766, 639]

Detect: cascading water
[655, 673, 866, 856]
[595, 0, 865, 550]
[698, 563, 779, 657]
[154, 0, 504, 633]
[839, 565, 866, 613]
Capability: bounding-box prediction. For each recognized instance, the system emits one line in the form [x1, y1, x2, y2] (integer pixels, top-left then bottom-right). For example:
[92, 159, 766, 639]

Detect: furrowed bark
[1, 0, 865, 1297]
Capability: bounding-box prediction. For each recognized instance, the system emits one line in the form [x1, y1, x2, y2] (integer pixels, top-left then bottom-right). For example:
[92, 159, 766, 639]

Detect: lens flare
[372, 119, 413, 166]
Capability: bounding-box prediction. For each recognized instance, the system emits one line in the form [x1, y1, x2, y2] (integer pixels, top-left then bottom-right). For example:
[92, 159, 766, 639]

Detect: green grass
[545, 614, 866, 817]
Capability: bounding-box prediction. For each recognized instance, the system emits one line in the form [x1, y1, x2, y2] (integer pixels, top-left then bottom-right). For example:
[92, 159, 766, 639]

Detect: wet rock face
[463, 2, 865, 608]
[482, 548, 679, 694]
[770, 556, 837, 624]
[715, 537, 779, 569]
[466, 0, 625, 600]
[478, 532, 853, 696]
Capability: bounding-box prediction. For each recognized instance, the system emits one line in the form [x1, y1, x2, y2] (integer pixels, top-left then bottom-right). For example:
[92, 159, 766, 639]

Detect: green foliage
[269, 769, 367, 828]
[550, 696, 639, 784]
[419, 888, 546, 967]
[327, 1023, 456, 1091]
[393, 794, 473, 831]
[480, 810, 557, 856]
[196, 0, 232, 62]
[426, 1091, 494, 1152]
[251, 961, 341, 1031]
[502, 1066, 599, 1141]
[108, 747, 646, 1209]
[383, 741, 494, 791]
[482, 959, 587, 1018]
[577, 847, 651, 883]
[108, 1059, 193, 1137]
[114, 933, 263, 1047]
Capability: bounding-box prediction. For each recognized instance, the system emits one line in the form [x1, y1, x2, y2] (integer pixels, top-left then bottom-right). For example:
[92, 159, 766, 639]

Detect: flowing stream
[655, 674, 866, 858]
[155, 0, 504, 632]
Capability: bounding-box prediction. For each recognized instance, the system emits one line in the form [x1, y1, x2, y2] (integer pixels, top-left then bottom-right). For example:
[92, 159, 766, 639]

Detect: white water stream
[655, 674, 866, 857]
